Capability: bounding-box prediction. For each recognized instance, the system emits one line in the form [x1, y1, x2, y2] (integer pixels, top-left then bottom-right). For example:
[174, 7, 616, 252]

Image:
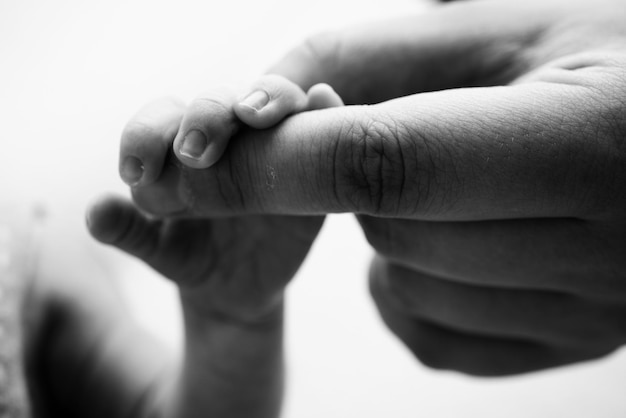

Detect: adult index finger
[131, 61, 626, 221]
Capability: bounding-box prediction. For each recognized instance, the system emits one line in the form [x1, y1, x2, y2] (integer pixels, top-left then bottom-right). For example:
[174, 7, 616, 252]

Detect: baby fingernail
[180, 130, 207, 160]
[121, 156, 144, 185]
[240, 90, 270, 111]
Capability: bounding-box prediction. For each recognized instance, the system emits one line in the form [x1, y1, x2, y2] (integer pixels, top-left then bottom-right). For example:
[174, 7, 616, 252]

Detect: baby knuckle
[122, 97, 184, 142]
[121, 119, 160, 145]
[188, 95, 232, 119]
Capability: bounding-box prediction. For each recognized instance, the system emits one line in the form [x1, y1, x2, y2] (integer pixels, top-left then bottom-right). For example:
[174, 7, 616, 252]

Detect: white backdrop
[1, 0, 625, 417]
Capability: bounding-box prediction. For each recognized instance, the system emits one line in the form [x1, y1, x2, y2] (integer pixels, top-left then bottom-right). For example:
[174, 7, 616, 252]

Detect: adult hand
[129, 0, 626, 375]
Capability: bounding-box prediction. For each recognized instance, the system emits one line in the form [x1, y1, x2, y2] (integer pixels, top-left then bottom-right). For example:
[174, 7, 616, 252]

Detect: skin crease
[22, 0, 626, 417]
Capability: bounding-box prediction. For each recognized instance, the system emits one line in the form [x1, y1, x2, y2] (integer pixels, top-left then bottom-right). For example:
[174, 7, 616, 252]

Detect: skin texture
[118, 0, 626, 376]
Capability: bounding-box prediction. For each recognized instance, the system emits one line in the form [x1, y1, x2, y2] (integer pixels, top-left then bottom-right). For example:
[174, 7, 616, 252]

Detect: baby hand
[88, 75, 343, 321]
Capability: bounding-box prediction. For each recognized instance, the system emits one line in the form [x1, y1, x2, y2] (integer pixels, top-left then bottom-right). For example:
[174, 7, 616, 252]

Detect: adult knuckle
[335, 117, 410, 216]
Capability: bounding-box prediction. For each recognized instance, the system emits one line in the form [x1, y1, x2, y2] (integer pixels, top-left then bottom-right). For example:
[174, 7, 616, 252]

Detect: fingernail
[180, 129, 207, 160]
[121, 156, 144, 185]
[240, 90, 270, 111]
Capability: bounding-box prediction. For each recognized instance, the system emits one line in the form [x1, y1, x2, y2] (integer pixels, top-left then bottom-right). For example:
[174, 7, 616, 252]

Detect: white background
[1, 0, 626, 417]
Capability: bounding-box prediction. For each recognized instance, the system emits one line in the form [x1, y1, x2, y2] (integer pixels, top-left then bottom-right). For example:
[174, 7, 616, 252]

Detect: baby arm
[88, 75, 343, 418]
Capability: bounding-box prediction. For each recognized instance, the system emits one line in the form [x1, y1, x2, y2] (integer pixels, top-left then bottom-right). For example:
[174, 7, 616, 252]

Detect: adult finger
[357, 216, 626, 298]
[132, 74, 626, 221]
[369, 258, 617, 376]
[373, 297, 613, 376]
[370, 258, 626, 350]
